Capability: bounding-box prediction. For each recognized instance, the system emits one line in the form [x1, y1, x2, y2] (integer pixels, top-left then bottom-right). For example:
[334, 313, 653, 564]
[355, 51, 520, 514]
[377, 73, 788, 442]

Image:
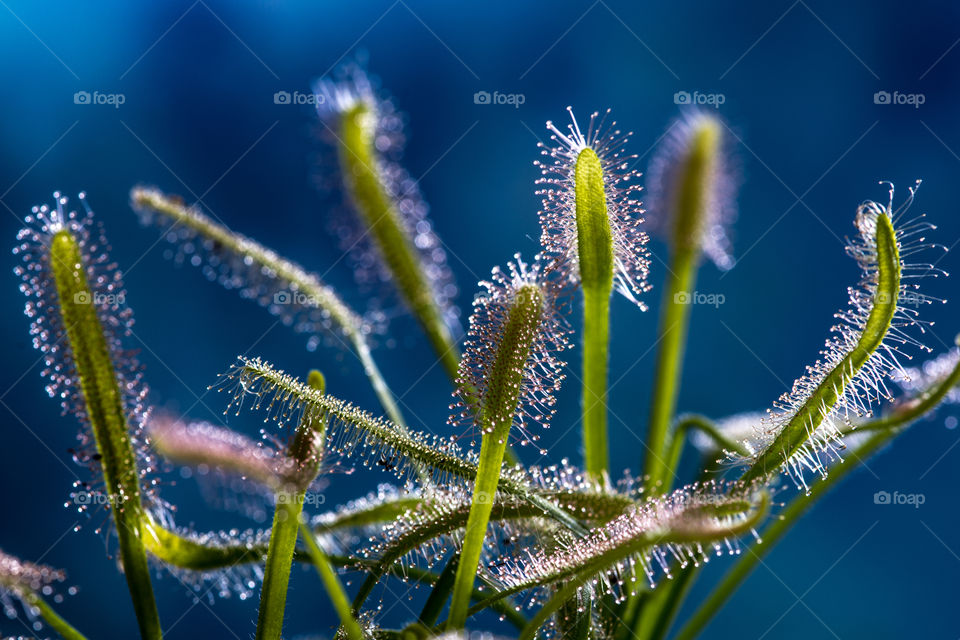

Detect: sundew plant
[4, 62, 960, 640]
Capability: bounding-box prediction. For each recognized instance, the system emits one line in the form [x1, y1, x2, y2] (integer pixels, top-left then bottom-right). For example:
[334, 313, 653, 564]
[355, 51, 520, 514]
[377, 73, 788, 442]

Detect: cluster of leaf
[3, 64, 959, 640]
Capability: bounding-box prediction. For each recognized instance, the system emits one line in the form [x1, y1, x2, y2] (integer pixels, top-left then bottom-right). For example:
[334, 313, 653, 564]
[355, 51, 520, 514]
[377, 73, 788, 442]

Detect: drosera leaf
[673, 345, 960, 640]
[537, 108, 651, 480]
[14, 192, 161, 639]
[149, 416, 295, 491]
[739, 182, 938, 489]
[256, 369, 329, 640]
[0, 549, 88, 640]
[314, 63, 462, 380]
[447, 256, 570, 629]
[217, 356, 599, 534]
[129, 186, 406, 428]
[482, 482, 768, 607]
[643, 113, 732, 493]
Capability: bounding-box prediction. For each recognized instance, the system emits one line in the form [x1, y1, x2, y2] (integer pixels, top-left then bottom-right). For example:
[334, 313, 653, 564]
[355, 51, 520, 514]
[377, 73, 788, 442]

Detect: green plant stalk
[644, 122, 721, 493]
[130, 188, 405, 427]
[663, 414, 752, 481]
[255, 494, 304, 640]
[558, 584, 593, 640]
[317, 554, 527, 630]
[256, 371, 327, 640]
[300, 522, 364, 640]
[22, 591, 89, 640]
[337, 103, 460, 380]
[446, 284, 545, 629]
[418, 553, 460, 627]
[48, 230, 162, 640]
[521, 574, 590, 640]
[739, 212, 899, 484]
[574, 147, 616, 478]
[667, 349, 960, 640]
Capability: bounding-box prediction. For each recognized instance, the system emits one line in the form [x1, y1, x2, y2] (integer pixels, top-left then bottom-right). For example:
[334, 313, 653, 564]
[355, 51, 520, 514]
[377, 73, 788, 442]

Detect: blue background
[1, 1, 958, 638]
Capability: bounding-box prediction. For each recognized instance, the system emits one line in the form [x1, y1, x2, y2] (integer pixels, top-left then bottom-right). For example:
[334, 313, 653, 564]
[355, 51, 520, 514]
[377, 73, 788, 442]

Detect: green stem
[24, 592, 89, 640]
[446, 284, 546, 629]
[520, 578, 587, 640]
[337, 103, 460, 380]
[645, 562, 698, 640]
[48, 230, 161, 640]
[300, 522, 363, 640]
[255, 492, 304, 640]
[644, 243, 697, 493]
[644, 120, 721, 494]
[663, 414, 752, 482]
[418, 553, 459, 627]
[446, 425, 511, 628]
[582, 287, 611, 478]
[256, 370, 327, 640]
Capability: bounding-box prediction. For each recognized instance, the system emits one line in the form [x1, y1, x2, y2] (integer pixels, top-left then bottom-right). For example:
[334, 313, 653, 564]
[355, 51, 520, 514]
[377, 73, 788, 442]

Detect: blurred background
[1, 1, 958, 638]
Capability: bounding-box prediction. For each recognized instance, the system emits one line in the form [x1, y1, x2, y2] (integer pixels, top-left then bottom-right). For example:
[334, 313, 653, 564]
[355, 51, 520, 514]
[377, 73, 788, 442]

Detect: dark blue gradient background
[1, 1, 958, 638]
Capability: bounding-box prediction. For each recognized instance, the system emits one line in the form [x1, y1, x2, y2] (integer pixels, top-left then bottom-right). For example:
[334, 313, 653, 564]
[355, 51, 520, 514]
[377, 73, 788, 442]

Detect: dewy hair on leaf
[645, 110, 738, 271]
[314, 62, 461, 379]
[9, 60, 960, 640]
[536, 107, 650, 479]
[15, 192, 162, 639]
[737, 182, 940, 489]
[130, 186, 406, 427]
[537, 107, 650, 307]
[447, 255, 570, 629]
[0, 549, 85, 640]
